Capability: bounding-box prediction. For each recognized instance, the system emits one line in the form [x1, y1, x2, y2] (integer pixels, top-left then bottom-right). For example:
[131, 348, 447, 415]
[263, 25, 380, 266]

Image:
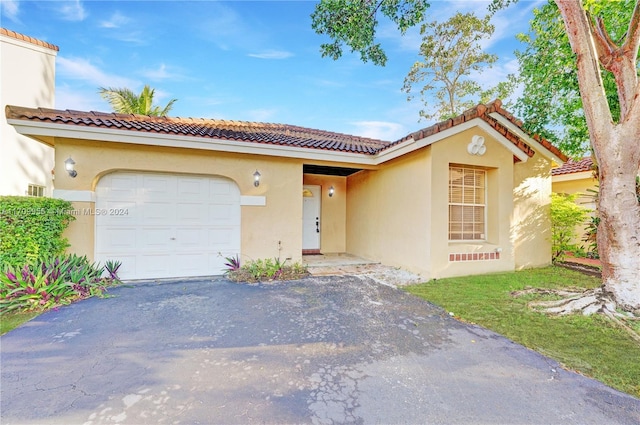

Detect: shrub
[0, 196, 76, 269]
[225, 257, 309, 283]
[550, 193, 588, 262]
[0, 254, 122, 314]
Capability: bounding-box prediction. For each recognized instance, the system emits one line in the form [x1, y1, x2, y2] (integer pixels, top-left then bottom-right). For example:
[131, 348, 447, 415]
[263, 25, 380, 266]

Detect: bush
[0, 254, 122, 314]
[225, 257, 309, 283]
[550, 193, 588, 262]
[0, 196, 76, 268]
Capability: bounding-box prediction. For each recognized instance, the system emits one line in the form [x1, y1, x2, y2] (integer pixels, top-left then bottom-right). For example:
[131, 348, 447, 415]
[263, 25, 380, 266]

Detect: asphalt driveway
[1, 275, 639, 424]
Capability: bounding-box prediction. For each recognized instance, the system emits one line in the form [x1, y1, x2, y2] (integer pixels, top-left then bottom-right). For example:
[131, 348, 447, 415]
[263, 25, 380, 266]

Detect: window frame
[27, 184, 45, 197]
[448, 165, 487, 242]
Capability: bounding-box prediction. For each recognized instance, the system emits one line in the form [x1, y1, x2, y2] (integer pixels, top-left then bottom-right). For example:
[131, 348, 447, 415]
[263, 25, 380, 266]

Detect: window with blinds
[449, 166, 486, 241]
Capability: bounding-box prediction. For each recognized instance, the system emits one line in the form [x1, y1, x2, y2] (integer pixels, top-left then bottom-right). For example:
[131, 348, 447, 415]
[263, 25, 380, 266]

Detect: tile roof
[5, 99, 566, 160]
[386, 99, 567, 162]
[552, 156, 594, 176]
[0, 28, 59, 52]
[5, 106, 389, 154]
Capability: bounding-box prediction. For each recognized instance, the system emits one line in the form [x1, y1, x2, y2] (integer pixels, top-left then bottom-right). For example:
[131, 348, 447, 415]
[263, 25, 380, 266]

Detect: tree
[402, 12, 516, 121]
[311, 0, 430, 66]
[311, 0, 640, 312]
[514, 1, 631, 157]
[550, 193, 589, 262]
[99, 85, 177, 116]
[553, 0, 640, 312]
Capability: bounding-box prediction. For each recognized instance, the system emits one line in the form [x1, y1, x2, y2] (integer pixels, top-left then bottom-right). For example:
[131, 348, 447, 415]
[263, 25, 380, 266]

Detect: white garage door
[95, 172, 240, 280]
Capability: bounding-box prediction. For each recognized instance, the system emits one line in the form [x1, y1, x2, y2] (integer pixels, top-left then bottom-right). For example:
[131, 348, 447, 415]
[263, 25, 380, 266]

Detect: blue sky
[2, 0, 543, 141]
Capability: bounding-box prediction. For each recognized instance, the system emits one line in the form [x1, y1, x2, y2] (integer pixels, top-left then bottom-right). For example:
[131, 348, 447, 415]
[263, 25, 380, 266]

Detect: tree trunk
[596, 124, 640, 312]
[556, 0, 640, 312]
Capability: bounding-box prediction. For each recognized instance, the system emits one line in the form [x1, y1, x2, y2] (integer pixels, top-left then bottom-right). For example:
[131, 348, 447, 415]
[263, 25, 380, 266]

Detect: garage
[95, 172, 241, 280]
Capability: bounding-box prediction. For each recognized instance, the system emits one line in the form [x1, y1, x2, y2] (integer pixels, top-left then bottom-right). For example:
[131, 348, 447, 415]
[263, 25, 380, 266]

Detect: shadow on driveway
[2, 276, 639, 424]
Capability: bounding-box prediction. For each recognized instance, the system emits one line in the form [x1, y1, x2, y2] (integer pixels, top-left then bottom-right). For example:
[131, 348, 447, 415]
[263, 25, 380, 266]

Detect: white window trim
[448, 166, 487, 242]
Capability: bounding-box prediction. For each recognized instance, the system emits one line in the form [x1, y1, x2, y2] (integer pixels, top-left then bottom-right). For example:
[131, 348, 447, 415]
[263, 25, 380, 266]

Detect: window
[449, 166, 485, 241]
[27, 184, 45, 197]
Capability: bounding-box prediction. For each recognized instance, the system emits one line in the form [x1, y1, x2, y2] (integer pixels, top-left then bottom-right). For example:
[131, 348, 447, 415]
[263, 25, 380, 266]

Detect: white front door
[95, 172, 241, 280]
[302, 185, 321, 250]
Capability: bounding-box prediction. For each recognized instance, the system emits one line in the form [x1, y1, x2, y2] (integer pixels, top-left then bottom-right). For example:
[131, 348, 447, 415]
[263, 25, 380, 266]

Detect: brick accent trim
[449, 252, 500, 262]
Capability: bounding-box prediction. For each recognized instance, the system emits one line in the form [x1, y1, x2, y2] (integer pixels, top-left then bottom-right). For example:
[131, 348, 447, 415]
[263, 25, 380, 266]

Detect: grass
[405, 266, 640, 398]
[1, 311, 40, 335]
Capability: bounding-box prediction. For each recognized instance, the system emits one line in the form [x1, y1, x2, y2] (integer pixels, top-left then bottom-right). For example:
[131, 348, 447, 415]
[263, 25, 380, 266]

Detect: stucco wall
[513, 154, 553, 269]
[346, 148, 432, 277]
[345, 127, 551, 279]
[53, 138, 304, 264]
[429, 128, 515, 278]
[0, 33, 56, 196]
[303, 174, 347, 253]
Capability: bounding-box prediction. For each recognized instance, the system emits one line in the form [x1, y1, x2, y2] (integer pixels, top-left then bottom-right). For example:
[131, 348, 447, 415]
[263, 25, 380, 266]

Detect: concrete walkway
[1, 275, 639, 424]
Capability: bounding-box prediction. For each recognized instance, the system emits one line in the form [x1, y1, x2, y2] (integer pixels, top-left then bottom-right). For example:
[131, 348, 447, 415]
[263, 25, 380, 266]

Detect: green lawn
[1, 311, 39, 335]
[405, 266, 640, 398]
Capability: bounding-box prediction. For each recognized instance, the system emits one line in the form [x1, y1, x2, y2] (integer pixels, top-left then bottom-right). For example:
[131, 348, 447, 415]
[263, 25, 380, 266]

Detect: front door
[302, 185, 321, 251]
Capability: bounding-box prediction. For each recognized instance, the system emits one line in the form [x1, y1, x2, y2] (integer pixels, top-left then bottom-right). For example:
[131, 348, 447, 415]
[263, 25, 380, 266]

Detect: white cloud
[1, 0, 20, 22]
[58, 0, 87, 22]
[475, 58, 518, 88]
[55, 84, 105, 111]
[100, 11, 131, 28]
[248, 50, 293, 60]
[349, 120, 406, 141]
[199, 3, 254, 50]
[57, 56, 137, 88]
[141, 64, 185, 81]
[247, 108, 278, 122]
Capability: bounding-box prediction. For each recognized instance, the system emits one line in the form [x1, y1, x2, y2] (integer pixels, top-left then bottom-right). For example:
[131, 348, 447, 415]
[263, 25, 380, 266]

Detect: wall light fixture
[65, 157, 77, 178]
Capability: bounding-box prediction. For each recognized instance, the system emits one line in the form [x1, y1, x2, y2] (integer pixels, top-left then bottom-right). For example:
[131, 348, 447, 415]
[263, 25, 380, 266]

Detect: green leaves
[550, 193, 590, 262]
[225, 257, 309, 283]
[99, 85, 177, 116]
[0, 196, 76, 269]
[514, 0, 633, 158]
[403, 11, 512, 121]
[311, 0, 429, 66]
[0, 254, 122, 314]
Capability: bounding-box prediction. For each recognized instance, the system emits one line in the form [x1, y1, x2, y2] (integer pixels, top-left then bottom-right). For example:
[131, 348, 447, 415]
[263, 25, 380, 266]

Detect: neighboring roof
[0, 28, 60, 52]
[5, 100, 567, 161]
[552, 157, 594, 176]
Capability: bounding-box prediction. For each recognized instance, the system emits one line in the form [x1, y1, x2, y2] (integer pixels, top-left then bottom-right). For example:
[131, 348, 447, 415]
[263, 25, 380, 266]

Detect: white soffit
[0, 34, 59, 56]
[489, 112, 565, 165]
[552, 171, 595, 183]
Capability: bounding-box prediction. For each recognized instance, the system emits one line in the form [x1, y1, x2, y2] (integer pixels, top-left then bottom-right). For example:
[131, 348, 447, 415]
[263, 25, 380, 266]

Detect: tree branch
[590, 14, 617, 66]
[622, 0, 640, 57]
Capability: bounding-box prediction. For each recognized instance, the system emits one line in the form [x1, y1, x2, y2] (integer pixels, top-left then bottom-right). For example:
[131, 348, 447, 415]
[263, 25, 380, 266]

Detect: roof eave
[406, 117, 530, 163]
[7, 118, 380, 166]
[552, 170, 595, 182]
[489, 112, 566, 165]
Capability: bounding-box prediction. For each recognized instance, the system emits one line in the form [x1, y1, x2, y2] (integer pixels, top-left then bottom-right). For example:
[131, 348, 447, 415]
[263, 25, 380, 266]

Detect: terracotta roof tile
[552, 157, 594, 176]
[385, 99, 567, 162]
[4, 106, 389, 155]
[5, 100, 567, 161]
[0, 28, 59, 52]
